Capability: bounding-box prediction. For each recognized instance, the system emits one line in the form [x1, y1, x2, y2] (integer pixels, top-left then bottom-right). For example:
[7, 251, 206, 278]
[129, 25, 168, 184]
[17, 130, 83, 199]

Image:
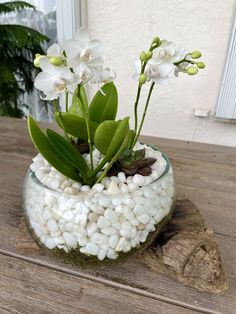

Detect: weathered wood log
[142, 199, 228, 293]
[16, 199, 228, 293]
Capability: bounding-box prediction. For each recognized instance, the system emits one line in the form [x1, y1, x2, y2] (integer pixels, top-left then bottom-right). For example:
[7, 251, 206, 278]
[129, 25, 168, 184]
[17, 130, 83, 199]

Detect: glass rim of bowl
[26, 144, 172, 197]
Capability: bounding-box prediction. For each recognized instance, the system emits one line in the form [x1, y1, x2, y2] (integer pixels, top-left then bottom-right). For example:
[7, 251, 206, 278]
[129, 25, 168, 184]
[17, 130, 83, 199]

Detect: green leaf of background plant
[89, 82, 118, 123]
[46, 129, 90, 178]
[55, 112, 99, 142]
[94, 120, 119, 154]
[27, 116, 81, 182]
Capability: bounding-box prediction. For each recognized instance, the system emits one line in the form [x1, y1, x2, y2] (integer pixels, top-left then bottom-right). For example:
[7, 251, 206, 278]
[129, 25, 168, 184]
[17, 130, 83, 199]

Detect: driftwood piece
[142, 199, 228, 293]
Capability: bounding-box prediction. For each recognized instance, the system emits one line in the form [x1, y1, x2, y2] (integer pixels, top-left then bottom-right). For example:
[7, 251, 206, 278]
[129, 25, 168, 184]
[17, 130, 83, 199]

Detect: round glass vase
[22, 146, 176, 266]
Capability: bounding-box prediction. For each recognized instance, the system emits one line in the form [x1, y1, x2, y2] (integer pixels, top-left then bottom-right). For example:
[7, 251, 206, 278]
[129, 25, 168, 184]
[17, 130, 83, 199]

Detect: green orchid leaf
[90, 117, 130, 177]
[46, 129, 90, 178]
[96, 131, 132, 183]
[69, 94, 84, 118]
[105, 117, 130, 160]
[55, 112, 99, 142]
[69, 86, 89, 117]
[78, 84, 88, 108]
[94, 120, 119, 154]
[89, 82, 118, 123]
[27, 116, 81, 182]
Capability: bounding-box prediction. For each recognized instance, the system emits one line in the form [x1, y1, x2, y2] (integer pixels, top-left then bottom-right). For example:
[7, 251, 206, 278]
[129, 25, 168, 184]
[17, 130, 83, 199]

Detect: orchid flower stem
[65, 91, 69, 112]
[52, 99, 70, 141]
[133, 84, 142, 134]
[78, 94, 94, 172]
[132, 82, 155, 148]
[85, 112, 94, 171]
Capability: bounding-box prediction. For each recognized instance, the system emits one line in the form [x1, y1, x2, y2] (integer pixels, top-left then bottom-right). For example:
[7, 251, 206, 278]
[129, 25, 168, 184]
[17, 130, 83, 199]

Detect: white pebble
[98, 196, 111, 207]
[62, 210, 73, 221]
[86, 222, 97, 236]
[136, 213, 150, 224]
[64, 187, 79, 195]
[133, 174, 145, 186]
[104, 209, 119, 223]
[125, 198, 136, 209]
[81, 185, 91, 192]
[115, 237, 130, 252]
[97, 216, 111, 229]
[107, 249, 118, 259]
[45, 237, 56, 249]
[63, 232, 77, 248]
[107, 181, 120, 194]
[91, 205, 105, 215]
[101, 227, 117, 236]
[88, 212, 99, 223]
[108, 234, 119, 249]
[92, 183, 104, 192]
[128, 183, 139, 192]
[85, 243, 99, 255]
[118, 172, 126, 183]
[47, 219, 59, 233]
[133, 205, 145, 216]
[98, 248, 107, 261]
[72, 182, 82, 189]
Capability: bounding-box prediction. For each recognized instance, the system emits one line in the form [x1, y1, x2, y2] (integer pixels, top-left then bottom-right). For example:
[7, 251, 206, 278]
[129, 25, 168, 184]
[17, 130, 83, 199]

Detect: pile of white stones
[24, 143, 175, 261]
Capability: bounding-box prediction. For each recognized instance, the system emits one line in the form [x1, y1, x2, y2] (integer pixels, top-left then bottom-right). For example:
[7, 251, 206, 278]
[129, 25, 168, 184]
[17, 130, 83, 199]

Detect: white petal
[75, 27, 90, 47]
[87, 56, 104, 68]
[64, 39, 82, 67]
[86, 39, 104, 58]
[152, 76, 169, 85]
[157, 63, 174, 77]
[39, 57, 57, 73]
[47, 43, 62, 57]
[34, 72, 55, 93]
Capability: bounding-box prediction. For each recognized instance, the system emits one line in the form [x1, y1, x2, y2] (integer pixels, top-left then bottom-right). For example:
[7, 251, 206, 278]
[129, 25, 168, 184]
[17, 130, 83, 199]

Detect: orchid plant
[28, 28, 205, 186]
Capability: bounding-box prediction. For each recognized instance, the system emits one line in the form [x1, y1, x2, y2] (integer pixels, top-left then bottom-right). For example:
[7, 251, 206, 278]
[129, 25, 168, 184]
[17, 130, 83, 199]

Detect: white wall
[87, 0, 236, 146]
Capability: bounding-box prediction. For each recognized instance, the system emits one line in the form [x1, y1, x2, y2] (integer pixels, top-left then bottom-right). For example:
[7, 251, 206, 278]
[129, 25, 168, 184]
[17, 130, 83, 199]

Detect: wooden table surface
[0, 117, 236, 314]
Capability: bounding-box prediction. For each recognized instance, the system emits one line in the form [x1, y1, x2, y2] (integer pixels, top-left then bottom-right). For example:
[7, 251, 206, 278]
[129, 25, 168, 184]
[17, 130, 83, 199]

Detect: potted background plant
[23, 28, 205, 265]
[0, 1, 49, 117]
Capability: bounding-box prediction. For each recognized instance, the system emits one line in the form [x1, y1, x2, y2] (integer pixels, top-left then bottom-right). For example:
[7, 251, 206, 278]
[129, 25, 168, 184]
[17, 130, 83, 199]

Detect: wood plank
[1, 117, 236, 313]
[0, 254, 199, 314]
[0, 156, 235, 313]
[141, 135, 236, 166]
[1, 117, 236, 166]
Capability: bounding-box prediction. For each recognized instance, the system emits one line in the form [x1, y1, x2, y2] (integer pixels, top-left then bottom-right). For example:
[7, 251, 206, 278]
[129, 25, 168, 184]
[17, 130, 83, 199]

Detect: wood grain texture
[1, 254, 200, 314]
[0, 117, 236, 314]
[143, 200, 228, 293]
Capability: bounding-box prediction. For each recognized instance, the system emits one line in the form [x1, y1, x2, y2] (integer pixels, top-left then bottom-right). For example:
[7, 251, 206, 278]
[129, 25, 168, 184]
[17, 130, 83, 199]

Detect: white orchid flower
[34, 57, 77, 100]
[47, 43, 63, 58]
[63, 28, 104, 72]
[145, 62, 174, 85]
[133, 59, 173, 85]
[152, 40, 185, 64]
[93, 66, 117, 85]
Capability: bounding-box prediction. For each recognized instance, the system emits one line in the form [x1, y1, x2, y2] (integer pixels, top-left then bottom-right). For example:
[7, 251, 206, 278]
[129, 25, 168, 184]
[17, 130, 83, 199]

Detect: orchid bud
[146, 51, 153, 60]
[191, 51, 202, 59]
[139, 74, 147, 84]
[33, 55, 43, 68]
[50, 57, 63, 66]
[187, 67, 199, 75]
[140, 51, 146, 62]
[152, 37, 160, 44]
[196, 62, 205, 69]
